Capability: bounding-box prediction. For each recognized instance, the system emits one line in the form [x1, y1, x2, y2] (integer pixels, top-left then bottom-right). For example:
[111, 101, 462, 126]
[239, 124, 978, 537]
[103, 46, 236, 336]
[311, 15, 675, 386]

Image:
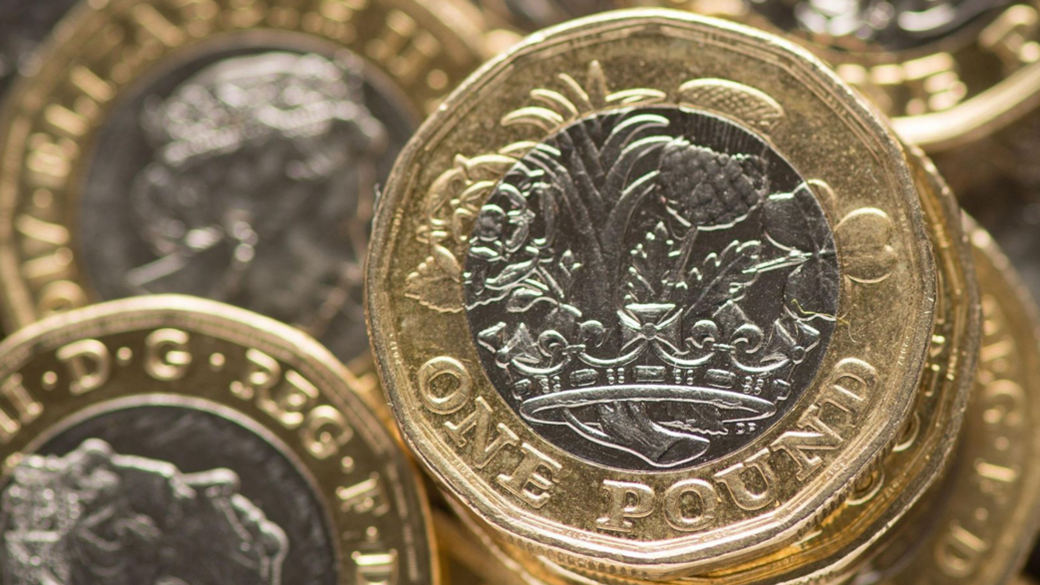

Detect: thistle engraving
[403, 63, 788, 315]
[0, 439, 288, 585]
[400, 63, 841, 470]
[463, 104, 840, 470]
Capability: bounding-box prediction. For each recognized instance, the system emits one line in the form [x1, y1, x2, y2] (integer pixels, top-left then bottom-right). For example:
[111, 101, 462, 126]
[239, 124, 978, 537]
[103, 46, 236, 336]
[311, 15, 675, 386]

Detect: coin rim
[0, 293, 441, 585]
[367, 7, 938, 575]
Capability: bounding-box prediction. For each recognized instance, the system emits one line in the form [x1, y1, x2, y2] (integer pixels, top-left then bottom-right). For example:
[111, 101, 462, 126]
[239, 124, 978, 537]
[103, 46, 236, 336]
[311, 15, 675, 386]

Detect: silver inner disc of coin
[463, 106, 840, 471]
[0, 398, 335, 585]
[78, 42, 417, 362]
[749, 0, 1009, 51]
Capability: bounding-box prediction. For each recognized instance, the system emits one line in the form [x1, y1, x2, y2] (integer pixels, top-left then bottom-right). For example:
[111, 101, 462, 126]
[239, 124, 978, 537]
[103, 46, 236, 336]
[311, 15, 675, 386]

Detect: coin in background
[0, 0, 79, 98]
[632, 0, 1040, 150]
[0, 295, 435, 585]
[0, 0, 485, 362]
[934, 106, 1040, 310]
[369, 8, 938, 577]
[467, 0, 615, 31]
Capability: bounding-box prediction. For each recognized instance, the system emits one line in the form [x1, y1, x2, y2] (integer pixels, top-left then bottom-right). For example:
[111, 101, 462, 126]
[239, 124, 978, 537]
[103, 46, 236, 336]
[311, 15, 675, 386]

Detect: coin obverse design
[0, 296, 436, 585]
[2, 432, 293, 585]
[79, 48, 410, 362]
[464, 107, 839, 471]
[368, 9, 938, 578]
[0, 0, 486, 362]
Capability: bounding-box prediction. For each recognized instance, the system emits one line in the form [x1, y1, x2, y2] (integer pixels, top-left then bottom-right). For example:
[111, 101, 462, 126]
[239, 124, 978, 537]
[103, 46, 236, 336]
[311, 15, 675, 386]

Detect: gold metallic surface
[437, 506, 551, 585]
[0, 0, 486, 332]
[433, 144, 980, 585]
[367, 8, 938, 578]
[0, 294, 437, 585]
[854, 226, 1040, 585]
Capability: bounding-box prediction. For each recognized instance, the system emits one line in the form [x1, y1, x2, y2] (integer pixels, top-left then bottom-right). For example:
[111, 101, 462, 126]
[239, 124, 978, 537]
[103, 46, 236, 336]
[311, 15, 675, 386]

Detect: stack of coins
[0, 1, 1038, 584]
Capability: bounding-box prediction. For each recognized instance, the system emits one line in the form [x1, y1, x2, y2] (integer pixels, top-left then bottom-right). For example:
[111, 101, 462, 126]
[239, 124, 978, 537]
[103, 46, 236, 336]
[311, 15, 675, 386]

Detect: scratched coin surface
[633, 0, 1040, 150]
[0, 0, 485, 362]
[368, 8, 937, 577]
[509, 147, 980, 585]
[464, 106, 841, 472]
[852, 227, 1040, 585]
[0, 295, 435, 585]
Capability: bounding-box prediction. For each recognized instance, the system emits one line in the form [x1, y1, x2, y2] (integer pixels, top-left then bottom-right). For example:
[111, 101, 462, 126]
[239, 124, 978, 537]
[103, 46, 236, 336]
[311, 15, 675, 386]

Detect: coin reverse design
[369, 8, 937, 577]
[463, 106, 839, 471]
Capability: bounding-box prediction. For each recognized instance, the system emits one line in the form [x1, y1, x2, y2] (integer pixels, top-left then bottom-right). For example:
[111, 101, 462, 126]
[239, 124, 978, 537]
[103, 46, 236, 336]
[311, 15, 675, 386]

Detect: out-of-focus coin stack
[0, 0, 1038, 584]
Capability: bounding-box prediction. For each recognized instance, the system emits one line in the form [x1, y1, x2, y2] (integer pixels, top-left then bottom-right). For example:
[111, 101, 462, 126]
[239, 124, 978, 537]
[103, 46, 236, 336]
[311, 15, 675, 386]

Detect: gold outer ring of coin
[0, 0, 486, 332]
[850, 224, 1040, 585]
[498, 146, 981, 585]
[0, 294, 438, 584]
[367, 8, 938, 578]
[626, 0, 1040, 151]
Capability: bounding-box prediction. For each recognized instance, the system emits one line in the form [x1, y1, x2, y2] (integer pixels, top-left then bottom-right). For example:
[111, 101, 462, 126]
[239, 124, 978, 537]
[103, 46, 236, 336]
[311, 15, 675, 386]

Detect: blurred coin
[630, 0, 1040, 150]
[368, 8, 938, 578]
[933, 105, 1040, 316]
[931, 105, 1040, 199]
[851, 225, 1040, 585]
[467, 0, 616, 31]
[0, 294, 436, 585]
[0, 0, 485, 363]
[0, 0, 79, 98]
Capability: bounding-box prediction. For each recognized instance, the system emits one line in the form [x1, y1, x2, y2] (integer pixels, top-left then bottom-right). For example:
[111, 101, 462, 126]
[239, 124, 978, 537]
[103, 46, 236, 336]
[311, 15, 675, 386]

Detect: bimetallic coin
[0, 295, 435, 585]
[368, 8, 938, 577]
[518, 146, 980, 585]
[853, 226, 1040, 585]
[0, 0, 485, 362]
[451, 144, 980, 585]
[632, 0, 1040, 150]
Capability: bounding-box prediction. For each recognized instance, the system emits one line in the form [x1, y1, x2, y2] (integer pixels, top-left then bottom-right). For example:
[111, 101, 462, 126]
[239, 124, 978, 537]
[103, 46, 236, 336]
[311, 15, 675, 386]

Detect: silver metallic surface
[1, 400, 332, 585]
[79, 47, 416, 362]
[750, 0, 1008, 50]
[463, 107, 840, 471]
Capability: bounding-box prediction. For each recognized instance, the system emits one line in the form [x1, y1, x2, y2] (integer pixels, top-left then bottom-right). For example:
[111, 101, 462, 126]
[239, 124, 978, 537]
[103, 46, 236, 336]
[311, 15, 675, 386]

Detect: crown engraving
[463, 106, 840, 470]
